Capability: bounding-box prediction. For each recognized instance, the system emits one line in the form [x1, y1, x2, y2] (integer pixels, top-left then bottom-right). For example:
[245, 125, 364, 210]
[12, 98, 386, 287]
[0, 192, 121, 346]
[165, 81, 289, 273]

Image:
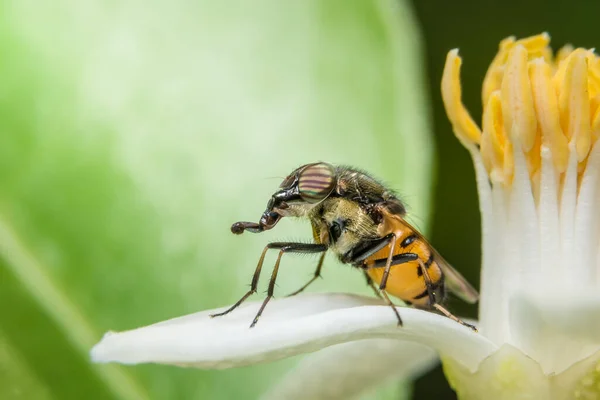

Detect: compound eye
[298, 163, 336, 204]
[279, 174, 296, 189]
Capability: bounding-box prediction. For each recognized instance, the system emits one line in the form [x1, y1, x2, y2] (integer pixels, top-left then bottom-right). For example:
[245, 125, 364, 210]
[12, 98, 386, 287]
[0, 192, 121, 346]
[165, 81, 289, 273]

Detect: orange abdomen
[365, 231, 442, 308]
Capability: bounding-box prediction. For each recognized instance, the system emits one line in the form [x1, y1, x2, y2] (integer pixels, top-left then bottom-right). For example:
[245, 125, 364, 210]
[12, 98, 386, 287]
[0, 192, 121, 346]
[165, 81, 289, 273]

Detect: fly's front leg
[374, 234, 404, 325]
[346, 233, 415, 325]
[211, 242, 327, 323]
[368, 250, 421, 327]
[209, 244, 272, 318]
[363, 271, 381, 299]
[250, 243, 327, 328]
[351, 233, 403, 326]
[344, 233, 396, 264]
[417, 259, 478, 332]
[365, 252, 419, 300]
[211, 242, 327, 322]
[346, 234, 393, 300]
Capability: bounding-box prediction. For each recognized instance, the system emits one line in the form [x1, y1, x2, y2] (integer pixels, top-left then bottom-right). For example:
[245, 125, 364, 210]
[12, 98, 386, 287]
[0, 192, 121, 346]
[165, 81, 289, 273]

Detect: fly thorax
[318, 198, 379, 258]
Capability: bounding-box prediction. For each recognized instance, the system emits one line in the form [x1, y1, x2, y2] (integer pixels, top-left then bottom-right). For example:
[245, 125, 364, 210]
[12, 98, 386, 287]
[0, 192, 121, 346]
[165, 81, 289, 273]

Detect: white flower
[91, 33, 600, 399]
[440, 33, 600, 399]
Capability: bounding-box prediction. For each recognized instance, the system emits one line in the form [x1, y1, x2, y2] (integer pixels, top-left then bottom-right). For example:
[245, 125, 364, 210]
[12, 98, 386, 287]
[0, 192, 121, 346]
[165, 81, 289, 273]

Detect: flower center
[444, 33, 600, 189]
[441, 33, 600, 346]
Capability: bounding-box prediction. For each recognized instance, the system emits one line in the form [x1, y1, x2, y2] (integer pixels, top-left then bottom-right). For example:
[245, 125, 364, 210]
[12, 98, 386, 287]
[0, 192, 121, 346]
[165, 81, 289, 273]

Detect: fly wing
[386, 213, 479, 304]
[430, 248, 479, 303]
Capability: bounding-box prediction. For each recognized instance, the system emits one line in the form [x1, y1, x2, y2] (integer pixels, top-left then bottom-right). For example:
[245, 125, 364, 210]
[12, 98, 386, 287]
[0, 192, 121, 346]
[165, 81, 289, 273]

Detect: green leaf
[0, 0, 433, 399]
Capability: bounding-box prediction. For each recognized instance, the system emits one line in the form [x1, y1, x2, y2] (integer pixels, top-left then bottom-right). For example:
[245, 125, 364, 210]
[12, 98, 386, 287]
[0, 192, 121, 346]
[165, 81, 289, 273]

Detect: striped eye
[279, 174, 296, 189]
[298, 163, 336, 203]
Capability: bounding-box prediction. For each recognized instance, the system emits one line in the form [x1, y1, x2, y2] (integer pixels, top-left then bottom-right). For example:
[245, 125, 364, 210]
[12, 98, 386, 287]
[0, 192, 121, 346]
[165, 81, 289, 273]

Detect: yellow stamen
[516, 32, 551, 52]
[587, 53, 600, 143]
[481, 91, 508, 182]
[443, 33, 600, 189]
[482, 33, 550, 109]
[441, 49, 482, 146]
[482, 36, 515, 107]
[593, 102, 600, 142]
[587, 52, 600, 99]
[558, 49, 591, 162]
[501, 45, 537, 152]
[504, 139, 514, 184]
[529, 59, 569, 173]
[556, 44, 574, 66]
[537, 46, 553, 65]
[527, 127, 542, 182]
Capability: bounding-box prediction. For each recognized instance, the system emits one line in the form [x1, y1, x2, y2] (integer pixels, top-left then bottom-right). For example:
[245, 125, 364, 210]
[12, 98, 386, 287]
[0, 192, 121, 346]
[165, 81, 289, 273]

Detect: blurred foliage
[413, 0, 600, 399]
[0, 0, 433, 399]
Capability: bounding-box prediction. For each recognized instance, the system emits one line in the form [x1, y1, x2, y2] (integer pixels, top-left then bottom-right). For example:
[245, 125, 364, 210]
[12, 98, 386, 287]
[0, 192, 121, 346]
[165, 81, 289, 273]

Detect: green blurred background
[1, 0, 599, 399]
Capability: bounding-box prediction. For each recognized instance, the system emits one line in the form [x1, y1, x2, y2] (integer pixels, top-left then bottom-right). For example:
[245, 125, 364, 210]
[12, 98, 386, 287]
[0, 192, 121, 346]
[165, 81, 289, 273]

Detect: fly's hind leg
[417, 259, 478, 332]
[433, 303, 477, 332]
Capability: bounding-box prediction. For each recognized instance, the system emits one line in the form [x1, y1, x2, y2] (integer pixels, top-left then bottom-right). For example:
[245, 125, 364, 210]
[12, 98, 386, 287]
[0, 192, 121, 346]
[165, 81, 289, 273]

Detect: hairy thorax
[310, 197, 379, 258]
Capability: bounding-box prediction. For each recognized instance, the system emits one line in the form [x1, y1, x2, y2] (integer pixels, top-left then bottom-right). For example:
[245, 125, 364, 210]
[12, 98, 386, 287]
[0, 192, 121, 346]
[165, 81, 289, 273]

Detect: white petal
[262, 339, 438, 400]
[538, 146, 561, 283]
[506, 141, 539, 305]
[575, 140, 600, 287]
[443, 345, 549, 400]
[560, 146, 579, 286]
[91, 293, 497, 371]
[509, 290, 600, 374]
[480, 183, 510, 343]
[468, 148, 502, 339]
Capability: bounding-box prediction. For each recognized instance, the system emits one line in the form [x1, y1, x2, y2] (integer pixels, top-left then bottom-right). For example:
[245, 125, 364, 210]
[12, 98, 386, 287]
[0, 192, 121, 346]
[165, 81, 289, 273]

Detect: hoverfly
[211, 162, 479, 330]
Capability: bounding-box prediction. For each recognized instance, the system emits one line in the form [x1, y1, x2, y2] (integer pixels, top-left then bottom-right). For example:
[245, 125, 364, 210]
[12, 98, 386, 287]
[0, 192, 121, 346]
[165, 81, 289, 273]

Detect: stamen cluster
[442, 33, 600, 349]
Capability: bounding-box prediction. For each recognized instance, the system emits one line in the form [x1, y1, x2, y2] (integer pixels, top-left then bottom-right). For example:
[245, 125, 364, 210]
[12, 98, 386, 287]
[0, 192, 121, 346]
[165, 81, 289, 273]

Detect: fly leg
[366, 252, 420, 325]
[345, 233, 394, 300]
[417, 259, 478, 332]
[250, 243, 327, 328]
[363, 271, 381, 299]
[210, 242, 327, 323]
[210, 243, 271, 318]
[366, 252, 419, 302]
[346, 233, 418, 325]
[343, 233, 396, 264]
[287, 252, 326, 297]
[433, 304, 478, 332]
[374, 234, 404, 325]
